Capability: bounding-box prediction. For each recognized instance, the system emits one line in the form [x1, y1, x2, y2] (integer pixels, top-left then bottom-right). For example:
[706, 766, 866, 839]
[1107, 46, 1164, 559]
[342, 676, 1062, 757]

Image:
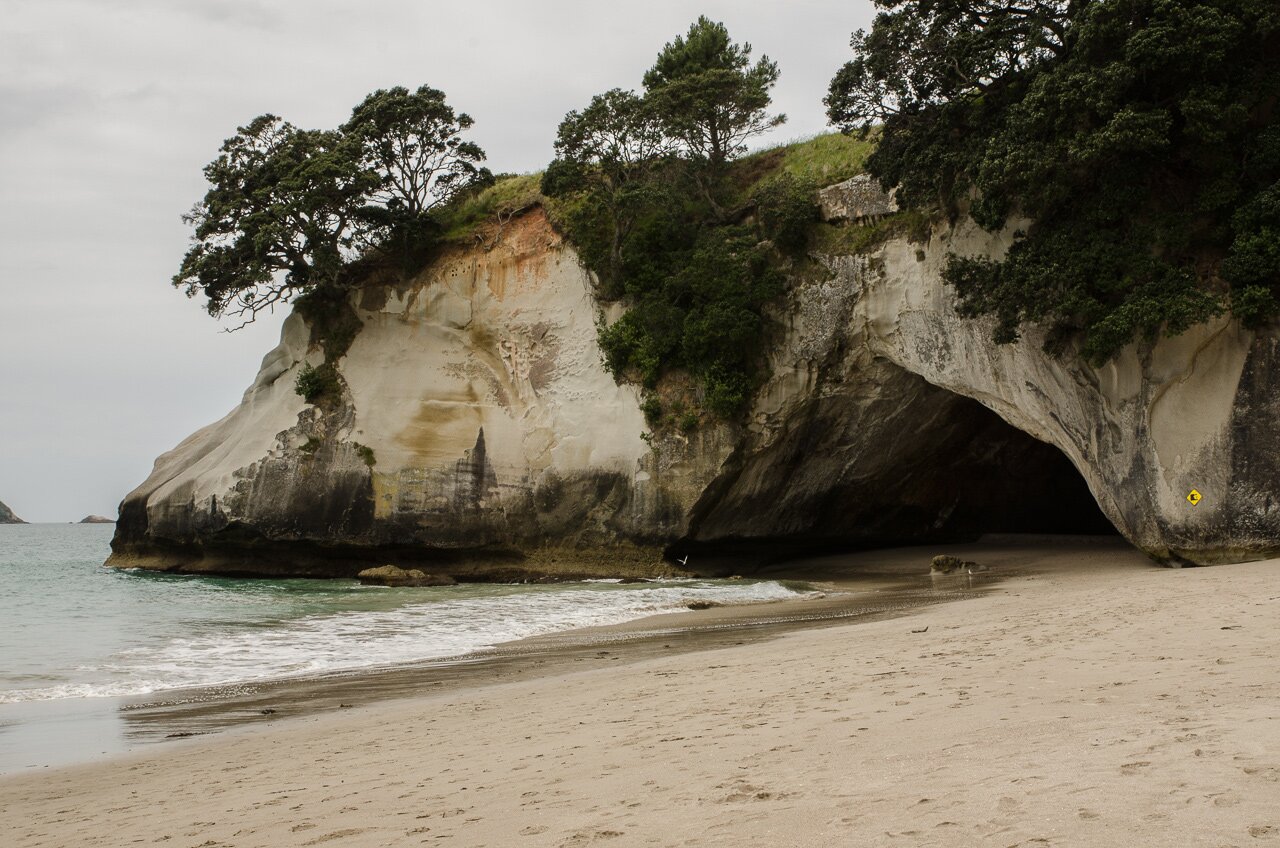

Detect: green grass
[733, 132, 875, 196]
[435, 173, 545, 242]
[811, 208, 935, 256]
[432, 134, 874, 246]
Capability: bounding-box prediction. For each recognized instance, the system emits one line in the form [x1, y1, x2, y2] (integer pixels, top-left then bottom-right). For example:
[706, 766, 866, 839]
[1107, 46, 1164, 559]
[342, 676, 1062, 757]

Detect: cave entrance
[684, 364, 1119, 565]
[913, 395, 1118, 538]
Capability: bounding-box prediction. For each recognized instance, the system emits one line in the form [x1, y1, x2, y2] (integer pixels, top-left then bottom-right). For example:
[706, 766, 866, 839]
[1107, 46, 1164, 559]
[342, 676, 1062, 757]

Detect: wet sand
[112, 555, 994, 747]
[4, 537, 1279, 846]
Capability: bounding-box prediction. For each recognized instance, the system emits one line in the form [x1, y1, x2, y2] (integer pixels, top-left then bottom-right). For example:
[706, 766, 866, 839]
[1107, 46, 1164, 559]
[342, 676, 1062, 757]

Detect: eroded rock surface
[356, 565, 455, 587]
[110, 210, 732, 578]
[689, 218, 1280, 565]
[110, 205, 1280, 576]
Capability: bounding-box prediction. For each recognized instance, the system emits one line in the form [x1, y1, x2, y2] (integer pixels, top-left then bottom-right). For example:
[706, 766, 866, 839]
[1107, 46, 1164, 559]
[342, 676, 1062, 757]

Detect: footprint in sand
[561, 829, 624, 844]
[302, 829, 368, 845]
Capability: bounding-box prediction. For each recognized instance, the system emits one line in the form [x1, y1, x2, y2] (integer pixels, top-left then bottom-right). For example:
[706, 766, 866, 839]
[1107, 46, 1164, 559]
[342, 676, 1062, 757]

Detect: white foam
[0, 580, 811, 702]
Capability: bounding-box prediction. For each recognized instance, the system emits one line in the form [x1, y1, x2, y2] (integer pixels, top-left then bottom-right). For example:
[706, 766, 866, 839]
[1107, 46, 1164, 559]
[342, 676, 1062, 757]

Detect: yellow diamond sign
[1187, 489, 1202, 506]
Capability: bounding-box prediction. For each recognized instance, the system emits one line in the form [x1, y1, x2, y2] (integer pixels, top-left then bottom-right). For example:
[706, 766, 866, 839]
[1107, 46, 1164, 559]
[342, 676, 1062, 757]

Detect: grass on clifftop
[433, 133, 875, 247]
[731, 132, 875, 195]
[435, 173, 546, 243]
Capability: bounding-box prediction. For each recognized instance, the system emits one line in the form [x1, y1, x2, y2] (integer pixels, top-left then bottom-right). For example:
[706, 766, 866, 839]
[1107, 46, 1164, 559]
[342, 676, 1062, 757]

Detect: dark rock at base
[79, 515, 115, 524]
[0, 500, 25, 524]
[686, 600, 721, 610]
[357, 565, 456, 587]
[931, 555, 984, 574]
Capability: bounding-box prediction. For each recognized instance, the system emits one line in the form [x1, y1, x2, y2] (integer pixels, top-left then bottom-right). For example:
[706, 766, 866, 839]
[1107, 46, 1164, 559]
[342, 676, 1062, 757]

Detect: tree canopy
[642, 15, 785, 167]
[543, 17, 801, 420]
[174, 116, 374, 323]
[175, 87, 487, 325]
[827, 0, 1280, 363]
[342, 85, 488, 218]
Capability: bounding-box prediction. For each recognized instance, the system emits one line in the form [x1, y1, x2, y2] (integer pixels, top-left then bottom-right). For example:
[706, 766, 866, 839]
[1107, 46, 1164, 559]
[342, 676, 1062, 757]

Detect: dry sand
[3, 539, 1278, 847]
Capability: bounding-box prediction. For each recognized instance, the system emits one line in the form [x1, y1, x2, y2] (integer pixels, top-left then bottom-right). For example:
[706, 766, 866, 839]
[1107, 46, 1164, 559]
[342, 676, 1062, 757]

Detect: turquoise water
[0, 524, 809, 704]
[0, 523, 813, 772]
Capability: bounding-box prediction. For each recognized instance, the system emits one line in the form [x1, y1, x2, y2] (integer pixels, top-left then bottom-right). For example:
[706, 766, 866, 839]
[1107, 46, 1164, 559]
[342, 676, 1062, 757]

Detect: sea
[0, 523, 814, 772]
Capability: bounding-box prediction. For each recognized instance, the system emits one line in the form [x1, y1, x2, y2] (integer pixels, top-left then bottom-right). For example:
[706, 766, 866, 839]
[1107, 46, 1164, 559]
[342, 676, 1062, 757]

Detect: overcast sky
[0, 0, 874, 522]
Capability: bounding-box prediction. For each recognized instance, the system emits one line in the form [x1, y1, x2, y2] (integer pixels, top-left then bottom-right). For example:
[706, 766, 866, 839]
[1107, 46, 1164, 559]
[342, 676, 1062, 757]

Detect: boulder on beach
[931, 555, 985, 574]
[356, 565, 456, 587]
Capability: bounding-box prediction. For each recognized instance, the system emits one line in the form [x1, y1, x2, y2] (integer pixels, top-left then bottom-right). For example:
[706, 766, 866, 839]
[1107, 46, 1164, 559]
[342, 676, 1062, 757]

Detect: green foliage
[642, 16, 785, 166]
[827, 0, 1280, 362]
[176, 86, 488, 326]
[770, 132, 874, 186]
[641, 395, 663, 425]
[342, 85, 489, 217]
[353, 442, 377, 467]
[295, 362, 341, 403]
[294, 283, 362, 361]
[174, 116, 376, 325]
[434, 172, 542, 242]
[752, 174, 818, 253]
[551, 18, 797, 420]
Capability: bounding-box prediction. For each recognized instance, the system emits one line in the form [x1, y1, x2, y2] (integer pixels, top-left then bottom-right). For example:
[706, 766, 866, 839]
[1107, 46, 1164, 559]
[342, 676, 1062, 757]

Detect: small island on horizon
[78, 515, 115, 524]
[0, 500, 25, 524]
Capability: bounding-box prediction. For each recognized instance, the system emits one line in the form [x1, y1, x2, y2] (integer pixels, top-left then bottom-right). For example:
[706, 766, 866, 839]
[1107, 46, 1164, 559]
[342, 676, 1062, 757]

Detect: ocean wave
[0, 580, 812, 703]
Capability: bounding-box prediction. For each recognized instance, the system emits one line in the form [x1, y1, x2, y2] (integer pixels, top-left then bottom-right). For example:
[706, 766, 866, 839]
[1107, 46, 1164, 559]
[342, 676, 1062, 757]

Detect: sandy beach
[4, 538, 1278, 847]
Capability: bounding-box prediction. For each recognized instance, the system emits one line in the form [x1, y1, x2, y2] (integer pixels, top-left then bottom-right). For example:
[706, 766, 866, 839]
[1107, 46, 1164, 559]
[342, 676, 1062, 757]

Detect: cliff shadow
[677, 364, 1118, 574]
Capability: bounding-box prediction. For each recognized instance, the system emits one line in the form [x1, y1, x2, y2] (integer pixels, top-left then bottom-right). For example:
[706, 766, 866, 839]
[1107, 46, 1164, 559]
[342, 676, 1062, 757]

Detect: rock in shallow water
[930, 555, 984, 574]
[356, 565, 456, 588]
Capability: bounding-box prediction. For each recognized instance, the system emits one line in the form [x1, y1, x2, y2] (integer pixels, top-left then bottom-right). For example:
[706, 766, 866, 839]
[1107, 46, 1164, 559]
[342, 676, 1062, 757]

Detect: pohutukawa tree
[827, 0, 1280, 363]
[341, 85, 489, 219]
[542, 88, 678, 283]
[175, 87, 487, 326]
[174, 115, 375, 325]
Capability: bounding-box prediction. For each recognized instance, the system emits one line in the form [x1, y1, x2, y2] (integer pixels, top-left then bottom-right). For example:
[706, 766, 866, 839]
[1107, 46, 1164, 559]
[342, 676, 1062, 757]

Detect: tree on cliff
[342, 85, 491, 222]
[542, 17, 790, 418]
[826, 0, 1280, 363]
[174, 115, 376, 324]
[642, 16, 784, 168]
[176, 88, 488, 325]
[542, 89, 677, 287]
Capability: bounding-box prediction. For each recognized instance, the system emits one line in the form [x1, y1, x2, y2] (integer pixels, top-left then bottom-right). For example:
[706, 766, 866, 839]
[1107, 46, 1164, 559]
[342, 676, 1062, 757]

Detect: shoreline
[10, 536, 1276, 846]
[0, 553, 990, 774]
[115, 568, 992, 747]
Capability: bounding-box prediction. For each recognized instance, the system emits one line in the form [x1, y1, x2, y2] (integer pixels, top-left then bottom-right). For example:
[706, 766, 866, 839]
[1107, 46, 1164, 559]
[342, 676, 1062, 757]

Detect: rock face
[356, 565, 455, 587]
[686, 215, 1280, 566]
[110, 200, 1280, 577]
[79, 515, 114, 524]
[110, 210, 731, 579]
[0, 500, 24, 524]
[817, 175, 898, 223]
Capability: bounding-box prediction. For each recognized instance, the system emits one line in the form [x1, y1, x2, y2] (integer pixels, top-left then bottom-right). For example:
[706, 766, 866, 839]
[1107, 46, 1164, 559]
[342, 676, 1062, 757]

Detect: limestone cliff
[0, 500, 24, 524]
[110, 210, 731, 578]
[110, 200, 1280, 577]
[690, 216, 1280, 566]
